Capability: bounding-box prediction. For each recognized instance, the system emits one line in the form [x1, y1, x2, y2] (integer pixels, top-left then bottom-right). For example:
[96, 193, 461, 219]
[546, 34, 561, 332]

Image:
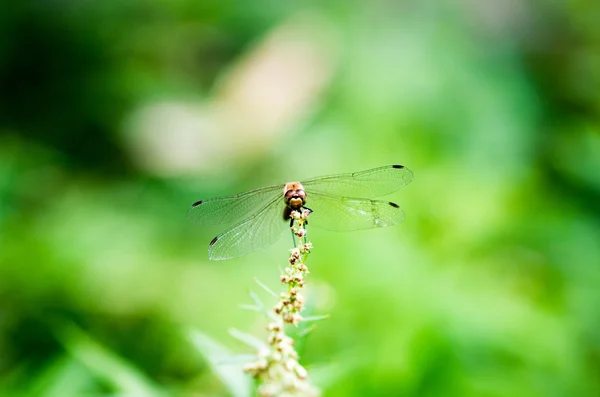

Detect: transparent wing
[302, 165, 413, 198]
[307, 192, 405, 231]
[187, 184, 283, 226]
[208, 197, 287, 260]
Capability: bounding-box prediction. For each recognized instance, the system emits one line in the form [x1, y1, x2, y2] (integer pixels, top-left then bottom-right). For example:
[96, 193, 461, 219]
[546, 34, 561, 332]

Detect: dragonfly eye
[284, 190, 295, 200]
[285, 189, 306, 205]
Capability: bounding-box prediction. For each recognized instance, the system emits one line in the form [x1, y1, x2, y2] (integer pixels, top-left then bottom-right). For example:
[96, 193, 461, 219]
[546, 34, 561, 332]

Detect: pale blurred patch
[123, 13, 338, 176]
[459, 0, 534, 39]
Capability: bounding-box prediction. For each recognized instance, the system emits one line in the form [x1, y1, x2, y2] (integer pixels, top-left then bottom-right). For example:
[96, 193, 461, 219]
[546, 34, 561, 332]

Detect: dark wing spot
[392, 165, 404, 169]
[209, 236, 218, 246]
[192, 200, 203, 207]
[389, 202, 400, 208]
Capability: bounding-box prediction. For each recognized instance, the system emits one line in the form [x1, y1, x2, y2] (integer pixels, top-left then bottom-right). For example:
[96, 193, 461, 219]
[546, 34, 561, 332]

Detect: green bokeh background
[2, 1, 600, 396]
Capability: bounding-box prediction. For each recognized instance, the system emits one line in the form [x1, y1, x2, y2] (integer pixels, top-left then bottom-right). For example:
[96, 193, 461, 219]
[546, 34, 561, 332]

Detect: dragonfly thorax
[283, 182, 306, 210]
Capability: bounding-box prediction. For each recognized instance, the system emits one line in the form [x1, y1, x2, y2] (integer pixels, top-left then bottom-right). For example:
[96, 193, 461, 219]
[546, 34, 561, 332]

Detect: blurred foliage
[1, 0, 600, 396]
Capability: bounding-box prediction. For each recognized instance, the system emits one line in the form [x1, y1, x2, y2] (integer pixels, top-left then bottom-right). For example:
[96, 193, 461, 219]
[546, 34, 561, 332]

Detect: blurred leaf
[300, 314, 330, 323]
[296, 324, 317, 338]
[244, 289, 276, 318]
[28, 356, 95, 397]
[247, 290, 264, 311]
[187, 329, 252, 397]
[254, 277, 277, 298]
[56, 324, 165, 397]
[228, 328, 268, 351]
[217, 354, 258, 365]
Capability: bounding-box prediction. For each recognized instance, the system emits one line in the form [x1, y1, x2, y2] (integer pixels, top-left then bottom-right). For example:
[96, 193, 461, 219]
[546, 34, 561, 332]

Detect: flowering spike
[243, 208, 319, 396]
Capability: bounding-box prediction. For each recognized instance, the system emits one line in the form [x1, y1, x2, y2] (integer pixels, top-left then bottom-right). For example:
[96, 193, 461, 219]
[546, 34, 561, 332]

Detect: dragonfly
[187, 164, 413, 260]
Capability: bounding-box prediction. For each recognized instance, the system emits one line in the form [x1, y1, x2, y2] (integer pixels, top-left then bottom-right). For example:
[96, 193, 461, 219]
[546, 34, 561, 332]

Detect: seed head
[295, 364, 308, 380]
[244, 205, 319, 396]
[267, 322, 281, 332]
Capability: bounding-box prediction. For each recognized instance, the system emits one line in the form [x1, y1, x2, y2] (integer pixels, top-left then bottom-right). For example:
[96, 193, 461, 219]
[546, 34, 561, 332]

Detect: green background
[1, 1, 600, 396]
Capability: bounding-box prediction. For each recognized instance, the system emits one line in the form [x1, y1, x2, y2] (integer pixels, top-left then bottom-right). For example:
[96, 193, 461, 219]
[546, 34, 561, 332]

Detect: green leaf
[28, 356, 94, 397]
[56, 324, 165, 397]
[187, 329, 252, 397]
[248, 290, 264, 310]
[297, 324, 317, 338]
[228, 328, 268, 351]
[245, 289, 276, 319]
[301, 314, 330, 322]
[254, 277, 277, 297]
[217, 354, 258, 365]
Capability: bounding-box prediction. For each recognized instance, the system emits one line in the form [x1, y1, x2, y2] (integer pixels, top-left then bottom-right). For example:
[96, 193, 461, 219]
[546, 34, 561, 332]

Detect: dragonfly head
[283, 182, 306, 210]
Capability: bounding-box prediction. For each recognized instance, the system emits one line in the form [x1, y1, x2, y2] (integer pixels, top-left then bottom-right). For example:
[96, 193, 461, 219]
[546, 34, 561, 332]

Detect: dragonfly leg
[303, 206, 313, 226]
[300, 206, 312, 244]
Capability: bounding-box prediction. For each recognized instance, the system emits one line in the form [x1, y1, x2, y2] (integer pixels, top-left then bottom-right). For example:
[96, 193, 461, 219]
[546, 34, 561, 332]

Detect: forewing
[208, 197, 287, 260]
[302, 165, 413, 198]
[187, 184, 283, 226]
[307, 192, 405, 231]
